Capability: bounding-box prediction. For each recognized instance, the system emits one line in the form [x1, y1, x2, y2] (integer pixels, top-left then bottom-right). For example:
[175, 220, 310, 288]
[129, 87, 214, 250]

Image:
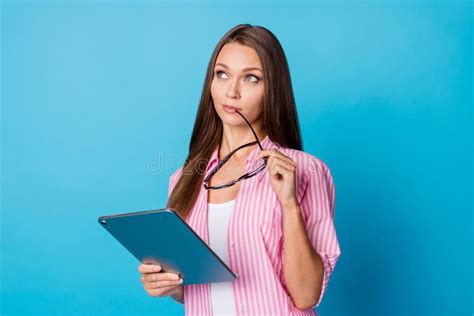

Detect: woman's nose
[226, 80, 240, 99]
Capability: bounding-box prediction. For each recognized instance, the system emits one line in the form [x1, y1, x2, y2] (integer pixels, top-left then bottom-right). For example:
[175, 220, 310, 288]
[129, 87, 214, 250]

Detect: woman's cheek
[250, 93, 264, 117]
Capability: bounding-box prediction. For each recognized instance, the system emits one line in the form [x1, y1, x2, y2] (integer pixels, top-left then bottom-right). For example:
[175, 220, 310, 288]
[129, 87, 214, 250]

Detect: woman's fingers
[138, 263, 184, 298]
[140, 272, 181, 283]
[144, 278, 183, 289]
[147, 272, 180, 282]
[269, 157, 295, 172]
[261, 152, 296, 175]
[270, 163, 293, 177]
[138, 264, 161, 273]
[147, 285, 182, 297]
[256, 149, 296, 169]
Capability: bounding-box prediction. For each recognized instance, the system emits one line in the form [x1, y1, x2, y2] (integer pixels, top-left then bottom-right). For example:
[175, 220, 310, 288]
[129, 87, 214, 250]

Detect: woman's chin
[220, 116, 249, 126]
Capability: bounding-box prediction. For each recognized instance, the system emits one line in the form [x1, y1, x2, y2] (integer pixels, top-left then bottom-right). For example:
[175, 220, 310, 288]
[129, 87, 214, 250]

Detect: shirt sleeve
[279, 156, 341, 309]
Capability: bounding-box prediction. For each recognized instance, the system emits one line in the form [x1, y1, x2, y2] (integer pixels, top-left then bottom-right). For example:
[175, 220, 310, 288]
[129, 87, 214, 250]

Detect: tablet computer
[98, 208, 236, 285]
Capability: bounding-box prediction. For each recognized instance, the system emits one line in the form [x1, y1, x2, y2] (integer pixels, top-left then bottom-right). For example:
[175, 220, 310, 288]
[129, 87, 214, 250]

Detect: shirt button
[230, 240, 235, 247]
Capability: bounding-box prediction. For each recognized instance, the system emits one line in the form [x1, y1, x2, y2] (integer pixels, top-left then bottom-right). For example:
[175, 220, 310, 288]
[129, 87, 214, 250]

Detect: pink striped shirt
[167, 134, 341, 315]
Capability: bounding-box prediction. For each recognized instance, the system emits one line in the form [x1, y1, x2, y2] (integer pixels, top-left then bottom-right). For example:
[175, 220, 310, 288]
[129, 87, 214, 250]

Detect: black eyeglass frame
[203, 110, 268, 190]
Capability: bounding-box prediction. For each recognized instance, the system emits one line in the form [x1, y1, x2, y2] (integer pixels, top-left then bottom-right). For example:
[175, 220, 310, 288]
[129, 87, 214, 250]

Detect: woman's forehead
[215, 43, 262, 71]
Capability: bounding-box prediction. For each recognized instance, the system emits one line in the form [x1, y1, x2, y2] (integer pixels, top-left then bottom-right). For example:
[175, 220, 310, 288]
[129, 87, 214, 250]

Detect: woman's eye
[216, 71, 227, 79]
[245, 74, 259, 82]
[215, 70, 259, 82]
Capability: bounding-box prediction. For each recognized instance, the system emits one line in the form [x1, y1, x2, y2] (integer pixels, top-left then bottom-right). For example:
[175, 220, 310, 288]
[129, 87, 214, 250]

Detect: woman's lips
[222, 104, 242, 113]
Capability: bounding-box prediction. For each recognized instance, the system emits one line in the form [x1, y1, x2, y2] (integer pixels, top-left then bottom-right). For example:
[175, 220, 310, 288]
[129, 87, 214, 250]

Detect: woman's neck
[219, 126, 266, 162]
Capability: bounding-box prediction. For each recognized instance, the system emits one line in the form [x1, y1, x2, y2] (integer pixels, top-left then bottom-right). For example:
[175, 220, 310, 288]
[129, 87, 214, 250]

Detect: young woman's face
[211, 43, 265, 127]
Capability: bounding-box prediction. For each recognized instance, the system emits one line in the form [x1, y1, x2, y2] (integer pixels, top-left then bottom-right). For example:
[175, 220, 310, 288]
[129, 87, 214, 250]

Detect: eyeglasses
[203, 110, 268, 190]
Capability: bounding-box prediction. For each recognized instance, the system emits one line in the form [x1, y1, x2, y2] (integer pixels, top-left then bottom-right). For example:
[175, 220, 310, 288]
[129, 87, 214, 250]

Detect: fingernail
[154, 265, 161, 271]
[173, 274, 179, 280]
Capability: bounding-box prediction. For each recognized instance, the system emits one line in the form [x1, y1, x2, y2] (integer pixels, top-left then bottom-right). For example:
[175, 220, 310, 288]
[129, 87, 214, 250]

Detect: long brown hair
[166, 24, 303, 220]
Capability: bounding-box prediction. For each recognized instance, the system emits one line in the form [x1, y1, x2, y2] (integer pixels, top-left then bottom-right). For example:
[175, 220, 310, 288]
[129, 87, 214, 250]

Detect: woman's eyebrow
[215, 62, 262, 72]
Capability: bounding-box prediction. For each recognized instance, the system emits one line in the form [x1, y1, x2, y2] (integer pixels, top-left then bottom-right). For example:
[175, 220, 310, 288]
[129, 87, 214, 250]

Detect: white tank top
[207, 199, 237, 315]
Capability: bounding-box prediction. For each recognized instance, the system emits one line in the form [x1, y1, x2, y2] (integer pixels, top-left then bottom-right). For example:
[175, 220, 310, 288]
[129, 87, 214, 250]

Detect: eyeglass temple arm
[235, 110, 263, 150]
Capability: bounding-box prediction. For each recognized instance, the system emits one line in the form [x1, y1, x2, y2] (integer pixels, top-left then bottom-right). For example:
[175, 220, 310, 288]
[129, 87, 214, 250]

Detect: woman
[139, 24, 341, 315]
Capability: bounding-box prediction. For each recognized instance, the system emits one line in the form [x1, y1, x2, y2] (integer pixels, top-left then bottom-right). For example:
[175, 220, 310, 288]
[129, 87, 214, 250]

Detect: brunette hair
[166, 23, 303, 219]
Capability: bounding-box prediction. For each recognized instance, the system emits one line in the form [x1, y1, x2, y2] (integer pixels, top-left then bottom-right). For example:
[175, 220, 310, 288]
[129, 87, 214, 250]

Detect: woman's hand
[138, 263, 184, 302]
[254, 148, 298, 209]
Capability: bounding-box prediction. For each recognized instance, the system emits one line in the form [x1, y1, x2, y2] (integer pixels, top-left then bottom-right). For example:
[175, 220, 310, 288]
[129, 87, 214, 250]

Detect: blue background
[1, 1, 472, 315]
